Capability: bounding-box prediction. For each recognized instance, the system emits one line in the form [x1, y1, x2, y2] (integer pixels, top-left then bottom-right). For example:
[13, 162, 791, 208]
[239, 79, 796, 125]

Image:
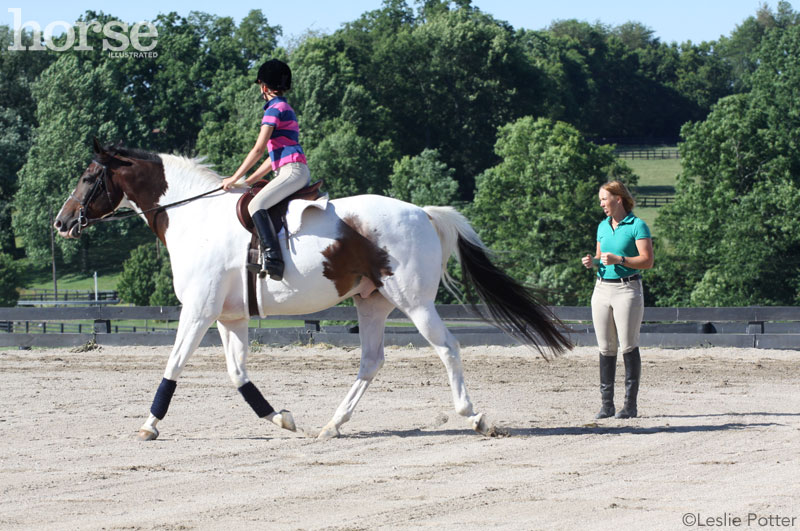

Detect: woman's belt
[598, 274, 641, 283]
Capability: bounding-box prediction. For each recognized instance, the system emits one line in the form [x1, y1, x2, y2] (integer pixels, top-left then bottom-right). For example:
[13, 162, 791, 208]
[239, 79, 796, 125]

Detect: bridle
[66, 158, 223, 233]
[67, 160, 115, 234]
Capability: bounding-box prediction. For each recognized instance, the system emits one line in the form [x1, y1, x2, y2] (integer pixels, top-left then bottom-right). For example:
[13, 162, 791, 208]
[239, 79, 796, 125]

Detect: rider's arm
[245, 158, 274, 185]
[223, 125, 273, 189]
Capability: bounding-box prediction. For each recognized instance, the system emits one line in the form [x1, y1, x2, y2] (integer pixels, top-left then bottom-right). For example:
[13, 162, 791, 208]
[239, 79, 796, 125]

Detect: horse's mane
[103, 143, 224, 185]
[103, 143, 163, 164]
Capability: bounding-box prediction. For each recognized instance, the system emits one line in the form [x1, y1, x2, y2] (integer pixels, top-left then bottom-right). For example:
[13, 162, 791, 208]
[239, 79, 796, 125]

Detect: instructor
[581, 181, 653, 419]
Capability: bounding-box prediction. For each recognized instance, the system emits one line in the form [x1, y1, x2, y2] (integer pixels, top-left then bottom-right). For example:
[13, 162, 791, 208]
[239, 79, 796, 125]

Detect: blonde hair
[601, 180, 635, 212]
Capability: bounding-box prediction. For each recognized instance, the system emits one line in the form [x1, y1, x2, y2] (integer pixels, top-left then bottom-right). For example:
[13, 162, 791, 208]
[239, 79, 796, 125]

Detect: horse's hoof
[470, 412, 489, 435]
[317, 423, 340, 439]
[137, 426, 159, 441]
[271, 410, 297, 432]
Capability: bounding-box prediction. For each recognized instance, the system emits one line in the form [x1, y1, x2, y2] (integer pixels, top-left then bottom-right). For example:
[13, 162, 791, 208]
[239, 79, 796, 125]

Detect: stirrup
[259, 254, 284, 281]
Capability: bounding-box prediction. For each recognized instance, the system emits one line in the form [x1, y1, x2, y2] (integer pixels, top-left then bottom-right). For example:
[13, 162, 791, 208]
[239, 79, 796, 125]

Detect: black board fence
[2, 305, 800, 349]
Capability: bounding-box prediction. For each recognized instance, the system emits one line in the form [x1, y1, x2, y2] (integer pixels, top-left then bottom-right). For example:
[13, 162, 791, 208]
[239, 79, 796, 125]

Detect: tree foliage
[118, 243, 178, 306]
[12, 54, 149, 268]
[655, 23, 800, 306]
[0, 251, 22, 306]
[471, 117, 635, 305]
[386, 148, 458, 206]
[3, 1, 799, 307]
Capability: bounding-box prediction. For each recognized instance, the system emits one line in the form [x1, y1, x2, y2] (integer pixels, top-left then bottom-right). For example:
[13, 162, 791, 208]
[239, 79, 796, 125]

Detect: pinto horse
[54, 140, 571, 440]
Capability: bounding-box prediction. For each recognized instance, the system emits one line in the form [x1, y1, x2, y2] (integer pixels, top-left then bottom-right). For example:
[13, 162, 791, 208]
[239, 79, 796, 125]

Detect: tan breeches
[247, 162, 311, 216]
[590, 278, 645, 356]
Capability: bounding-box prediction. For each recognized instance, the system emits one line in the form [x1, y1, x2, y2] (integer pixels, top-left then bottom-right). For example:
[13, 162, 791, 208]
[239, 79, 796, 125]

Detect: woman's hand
[600, 252, 623, 265]
[222, 175, 244, 191]
[582, 254, 594, 269]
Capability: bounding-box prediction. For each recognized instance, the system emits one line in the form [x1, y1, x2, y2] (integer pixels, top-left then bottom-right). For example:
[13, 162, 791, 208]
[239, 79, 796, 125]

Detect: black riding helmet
[255, 59, 292, 91]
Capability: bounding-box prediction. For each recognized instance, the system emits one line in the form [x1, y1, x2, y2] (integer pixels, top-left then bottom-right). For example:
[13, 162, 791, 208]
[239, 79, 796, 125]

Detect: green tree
[0, 26, 56, 255]
[196, 70, 263, 175]
[386, 148, 458, 205]
[655, 23, 800, 306]
[470, 117, 634, 305]
[306, 120, 396, 198]
[0, 252, 22, 306]
[12, 54, 148, 269]
[117, 243, 162, 306]
[150, 256, 180, 306]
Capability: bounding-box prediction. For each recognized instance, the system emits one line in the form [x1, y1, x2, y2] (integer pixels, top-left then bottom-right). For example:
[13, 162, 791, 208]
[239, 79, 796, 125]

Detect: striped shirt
[261, 97, 307, 170]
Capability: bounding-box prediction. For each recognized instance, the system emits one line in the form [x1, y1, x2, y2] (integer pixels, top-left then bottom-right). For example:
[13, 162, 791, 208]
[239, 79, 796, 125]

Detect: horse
[54, 139, 572, 440]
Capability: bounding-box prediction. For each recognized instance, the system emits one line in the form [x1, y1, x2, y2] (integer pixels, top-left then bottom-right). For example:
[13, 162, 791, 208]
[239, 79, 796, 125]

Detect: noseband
[68, 160, 115, 233]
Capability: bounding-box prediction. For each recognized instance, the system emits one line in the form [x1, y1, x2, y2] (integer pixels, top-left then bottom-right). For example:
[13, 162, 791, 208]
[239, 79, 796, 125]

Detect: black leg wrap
[150, 378, 177, 420]
[238, 381, 275, 418]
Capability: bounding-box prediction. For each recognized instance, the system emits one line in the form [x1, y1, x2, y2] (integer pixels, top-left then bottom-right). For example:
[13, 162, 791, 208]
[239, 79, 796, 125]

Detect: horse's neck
[120, 154, 224, 244]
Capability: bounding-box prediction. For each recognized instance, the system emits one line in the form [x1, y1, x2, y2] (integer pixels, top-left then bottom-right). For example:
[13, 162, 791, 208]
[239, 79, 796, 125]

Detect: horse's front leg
[217, 317, 296, 432]
[319, 293, 394, 438]
[137, 308, 216, 441]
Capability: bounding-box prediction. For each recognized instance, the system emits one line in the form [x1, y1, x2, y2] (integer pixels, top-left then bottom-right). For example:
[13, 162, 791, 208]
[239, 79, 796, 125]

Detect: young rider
[222, 59, 310, 281]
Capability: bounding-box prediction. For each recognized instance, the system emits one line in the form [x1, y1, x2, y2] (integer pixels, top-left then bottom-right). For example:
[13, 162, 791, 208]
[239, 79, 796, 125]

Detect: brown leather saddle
[236, 180, 325, 235]
[236, 180, 324, 317]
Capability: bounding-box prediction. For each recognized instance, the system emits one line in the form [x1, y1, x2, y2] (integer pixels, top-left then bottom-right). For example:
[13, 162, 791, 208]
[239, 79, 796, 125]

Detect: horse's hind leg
[217, 318, 295, 432]
[318, 292, 395, 439]
[137, 309, 216, 441]
[405, 302, 490, 434]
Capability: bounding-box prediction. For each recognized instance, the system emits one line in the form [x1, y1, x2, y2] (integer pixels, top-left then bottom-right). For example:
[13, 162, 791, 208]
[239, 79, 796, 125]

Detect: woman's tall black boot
[616, 347, 641, 418]
[596, 354, 617, 419]
[251, 210, 284, 281]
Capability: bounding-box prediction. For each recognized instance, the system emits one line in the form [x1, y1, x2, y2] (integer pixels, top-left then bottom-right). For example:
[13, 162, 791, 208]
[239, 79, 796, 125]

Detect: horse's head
[54, 139, 127, 238]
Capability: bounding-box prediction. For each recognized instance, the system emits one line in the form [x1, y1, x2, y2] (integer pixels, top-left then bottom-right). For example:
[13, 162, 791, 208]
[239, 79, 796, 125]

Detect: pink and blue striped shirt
[261, 97, 307, 170]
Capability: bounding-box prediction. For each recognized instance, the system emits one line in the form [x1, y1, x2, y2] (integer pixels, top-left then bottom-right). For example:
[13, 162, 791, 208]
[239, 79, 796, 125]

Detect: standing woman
[581, 181, 653, 419]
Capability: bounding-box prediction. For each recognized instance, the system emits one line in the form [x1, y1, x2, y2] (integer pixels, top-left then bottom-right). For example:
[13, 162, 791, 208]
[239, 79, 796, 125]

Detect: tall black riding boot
[616, 347, 641, 419]
[251, 210, 284, 281]
[596, 354, 617, 419]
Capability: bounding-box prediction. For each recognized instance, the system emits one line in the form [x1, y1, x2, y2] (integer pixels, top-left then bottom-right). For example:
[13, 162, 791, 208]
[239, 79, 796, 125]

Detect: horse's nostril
[54, 219, 62, 230]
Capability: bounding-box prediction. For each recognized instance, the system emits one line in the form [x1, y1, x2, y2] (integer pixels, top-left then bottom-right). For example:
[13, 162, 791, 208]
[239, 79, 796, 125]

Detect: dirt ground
[1, 342, 798, 530]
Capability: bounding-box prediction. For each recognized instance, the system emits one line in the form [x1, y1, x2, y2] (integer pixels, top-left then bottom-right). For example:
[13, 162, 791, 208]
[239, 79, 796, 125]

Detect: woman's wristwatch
[620, 256, 626, 265]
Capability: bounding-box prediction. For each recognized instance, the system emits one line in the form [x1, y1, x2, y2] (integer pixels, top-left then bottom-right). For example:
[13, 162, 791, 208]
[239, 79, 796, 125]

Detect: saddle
[236, 180, 325, 235]
[236, 180, 325, 317]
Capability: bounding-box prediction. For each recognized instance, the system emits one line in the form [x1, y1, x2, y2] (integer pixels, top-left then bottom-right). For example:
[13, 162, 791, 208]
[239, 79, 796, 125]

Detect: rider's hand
[222, 176, 244, 191]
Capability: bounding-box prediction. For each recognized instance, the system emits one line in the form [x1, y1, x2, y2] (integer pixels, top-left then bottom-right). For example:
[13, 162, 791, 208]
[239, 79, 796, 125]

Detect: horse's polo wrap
[151, 378, 178, 420]
[238, 381, 275, 418]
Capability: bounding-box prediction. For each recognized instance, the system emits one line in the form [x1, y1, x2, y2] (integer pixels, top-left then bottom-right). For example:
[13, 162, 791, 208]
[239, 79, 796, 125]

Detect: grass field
[625, 155, 682, 237]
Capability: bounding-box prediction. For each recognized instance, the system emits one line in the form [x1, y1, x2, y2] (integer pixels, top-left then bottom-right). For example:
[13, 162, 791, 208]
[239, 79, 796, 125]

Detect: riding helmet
[255, 59, 292, 91]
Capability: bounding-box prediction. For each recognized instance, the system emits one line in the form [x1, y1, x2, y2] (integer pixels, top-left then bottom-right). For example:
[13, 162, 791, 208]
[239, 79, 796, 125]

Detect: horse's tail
[423, 206, 573, 358]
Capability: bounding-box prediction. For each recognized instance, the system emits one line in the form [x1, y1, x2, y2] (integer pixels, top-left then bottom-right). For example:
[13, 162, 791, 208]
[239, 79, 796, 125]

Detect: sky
[4, 0, 785, 45]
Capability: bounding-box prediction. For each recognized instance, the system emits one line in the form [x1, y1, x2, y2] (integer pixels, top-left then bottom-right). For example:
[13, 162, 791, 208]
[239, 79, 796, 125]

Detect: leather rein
[68, 159, 223, 234]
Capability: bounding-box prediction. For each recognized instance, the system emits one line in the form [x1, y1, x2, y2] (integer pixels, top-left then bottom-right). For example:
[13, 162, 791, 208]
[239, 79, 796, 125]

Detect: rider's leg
[247, 162, 310, 281]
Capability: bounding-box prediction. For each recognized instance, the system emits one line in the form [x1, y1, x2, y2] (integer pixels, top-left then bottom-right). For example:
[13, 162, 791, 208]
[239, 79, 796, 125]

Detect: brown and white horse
[54, 140, 571, 440]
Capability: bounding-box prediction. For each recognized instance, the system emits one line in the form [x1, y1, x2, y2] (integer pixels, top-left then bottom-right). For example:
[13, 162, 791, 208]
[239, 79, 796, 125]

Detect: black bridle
[66, 159, 223, 233]
[67, 160, 115, 234]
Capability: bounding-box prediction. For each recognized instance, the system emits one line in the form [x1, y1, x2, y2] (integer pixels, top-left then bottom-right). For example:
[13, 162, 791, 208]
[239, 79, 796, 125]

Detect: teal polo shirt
[596, 212, 651, 279]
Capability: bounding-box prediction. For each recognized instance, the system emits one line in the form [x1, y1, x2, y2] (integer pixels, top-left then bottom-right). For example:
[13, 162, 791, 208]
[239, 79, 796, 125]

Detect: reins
[91, 186, 224, 225]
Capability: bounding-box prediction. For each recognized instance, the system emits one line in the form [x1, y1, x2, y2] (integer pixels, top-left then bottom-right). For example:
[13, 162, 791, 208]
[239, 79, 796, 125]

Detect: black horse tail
[423, 206, 573, 358]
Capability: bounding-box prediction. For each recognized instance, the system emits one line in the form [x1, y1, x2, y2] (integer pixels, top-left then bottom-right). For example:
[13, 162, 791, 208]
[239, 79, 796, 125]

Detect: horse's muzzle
[53, 217, 81, 239]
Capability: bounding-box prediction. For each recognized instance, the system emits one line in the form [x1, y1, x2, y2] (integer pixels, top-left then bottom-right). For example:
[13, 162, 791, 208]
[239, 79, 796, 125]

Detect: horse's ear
[92, 137, 104, 155]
